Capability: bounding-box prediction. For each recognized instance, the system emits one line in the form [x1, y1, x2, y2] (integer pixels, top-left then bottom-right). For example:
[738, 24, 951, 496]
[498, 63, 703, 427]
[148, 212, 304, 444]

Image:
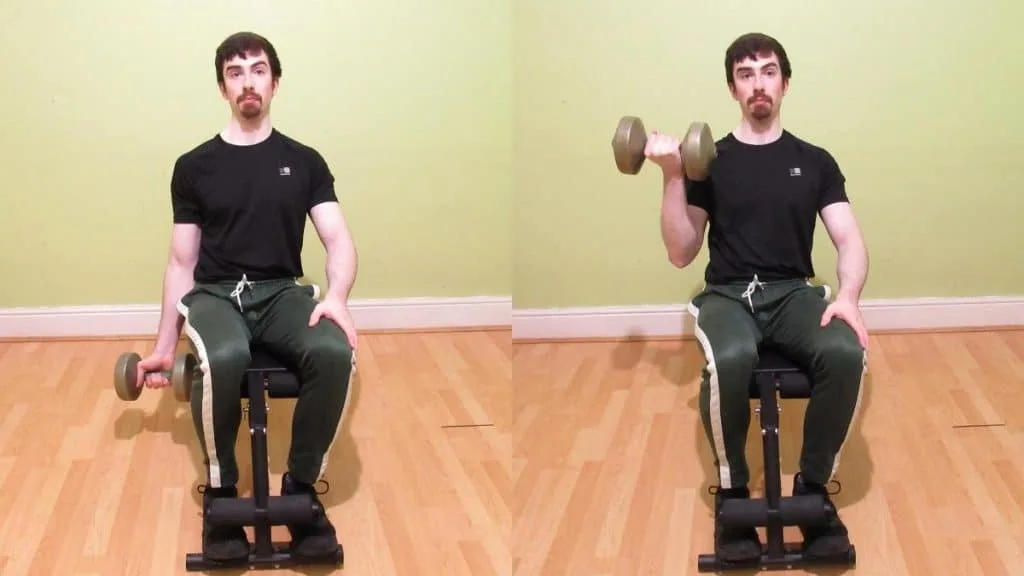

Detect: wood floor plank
[0, 330, 511, 576]
[511, 330, 1024, 575]
[2, 329, 1023, 574]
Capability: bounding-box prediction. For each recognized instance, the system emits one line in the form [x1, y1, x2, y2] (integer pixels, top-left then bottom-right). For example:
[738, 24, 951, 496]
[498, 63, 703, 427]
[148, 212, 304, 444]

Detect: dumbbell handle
[140, 368, 173, 379]
[140, 366, 198, 381]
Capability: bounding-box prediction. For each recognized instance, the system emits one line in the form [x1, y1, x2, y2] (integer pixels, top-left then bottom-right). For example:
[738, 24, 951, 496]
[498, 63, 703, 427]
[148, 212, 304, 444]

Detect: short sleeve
[171, 157, 201, 224]
[685, 175, 713, 214]
[308, 150, 339, 211]
[818, 149, 849, 210]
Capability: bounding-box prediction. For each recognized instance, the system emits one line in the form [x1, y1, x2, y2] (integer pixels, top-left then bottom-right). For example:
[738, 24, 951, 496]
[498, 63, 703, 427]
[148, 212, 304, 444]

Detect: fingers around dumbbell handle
[717, 494, 834, 528]
[206, 494, 322, 527]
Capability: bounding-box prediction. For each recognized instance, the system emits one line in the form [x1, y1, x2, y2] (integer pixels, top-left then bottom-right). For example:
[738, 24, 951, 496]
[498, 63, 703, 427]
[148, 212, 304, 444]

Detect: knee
[707, 339, 759, 381]
[302, 332, 354, 375]
[203, 341, 252, 379]
[815, 331, 865, 375]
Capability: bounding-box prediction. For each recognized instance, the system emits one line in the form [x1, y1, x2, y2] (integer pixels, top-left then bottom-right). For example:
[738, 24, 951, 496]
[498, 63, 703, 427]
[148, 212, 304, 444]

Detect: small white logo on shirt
[279, 166, 291, 176]
[789, 167, 802, 176]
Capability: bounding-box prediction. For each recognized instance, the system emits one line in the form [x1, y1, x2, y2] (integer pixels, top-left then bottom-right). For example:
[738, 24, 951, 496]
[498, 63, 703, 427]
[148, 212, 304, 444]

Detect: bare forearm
[836, 236, 869, 303]
[660, 173, 699, 266]
[153, 260, 194, 356]
[325, 242, 358, 301]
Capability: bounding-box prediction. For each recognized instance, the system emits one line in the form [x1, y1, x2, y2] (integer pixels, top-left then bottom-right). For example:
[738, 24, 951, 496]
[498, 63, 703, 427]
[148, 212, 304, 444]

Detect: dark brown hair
[214, 31, 282, 84]
[724, 33, 791, 86]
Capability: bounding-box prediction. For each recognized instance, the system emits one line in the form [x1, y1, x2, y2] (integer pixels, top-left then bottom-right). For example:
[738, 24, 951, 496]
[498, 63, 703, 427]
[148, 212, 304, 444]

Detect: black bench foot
[697, 545, 855, 572]
[185, 544, 343, 572]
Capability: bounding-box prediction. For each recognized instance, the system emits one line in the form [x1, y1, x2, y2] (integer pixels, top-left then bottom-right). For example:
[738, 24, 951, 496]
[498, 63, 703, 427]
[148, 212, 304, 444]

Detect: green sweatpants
[687, 276, 865, 490]
[175, 277, 355, 489]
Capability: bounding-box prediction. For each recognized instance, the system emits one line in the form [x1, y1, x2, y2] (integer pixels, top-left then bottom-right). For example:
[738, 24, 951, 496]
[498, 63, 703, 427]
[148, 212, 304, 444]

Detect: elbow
[168, 255, 197, 276]
[668, 247, 695, 269]
[668, 238, 701, 268]
[168, 249, 196, 272]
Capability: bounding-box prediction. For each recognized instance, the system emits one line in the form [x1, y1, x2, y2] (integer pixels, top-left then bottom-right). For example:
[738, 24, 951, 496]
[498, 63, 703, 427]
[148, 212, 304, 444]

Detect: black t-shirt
[170, 129, 338, 283]
[685, 130, 849, 284]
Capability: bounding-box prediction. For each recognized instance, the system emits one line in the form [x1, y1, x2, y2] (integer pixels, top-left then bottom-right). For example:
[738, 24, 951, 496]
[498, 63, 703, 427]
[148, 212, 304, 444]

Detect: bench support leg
[696, 373, 856, 571]
[184, 371, 344, 571]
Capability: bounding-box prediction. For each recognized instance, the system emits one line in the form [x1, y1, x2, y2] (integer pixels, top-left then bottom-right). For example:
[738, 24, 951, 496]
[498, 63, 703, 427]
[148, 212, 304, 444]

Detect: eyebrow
[225, 61, 269, 71]
[736, 62, 778, 72]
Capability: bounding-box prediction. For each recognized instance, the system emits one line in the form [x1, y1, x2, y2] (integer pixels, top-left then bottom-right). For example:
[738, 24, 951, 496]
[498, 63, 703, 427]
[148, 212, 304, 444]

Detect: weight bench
[696, 346, 857, 572]
[184, 345, 344, 572]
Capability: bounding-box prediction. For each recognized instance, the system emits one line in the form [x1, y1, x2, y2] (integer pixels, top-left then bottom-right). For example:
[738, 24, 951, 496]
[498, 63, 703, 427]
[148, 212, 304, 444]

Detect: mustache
[238, 92, 261, 104]
[748, 93, 772, 105]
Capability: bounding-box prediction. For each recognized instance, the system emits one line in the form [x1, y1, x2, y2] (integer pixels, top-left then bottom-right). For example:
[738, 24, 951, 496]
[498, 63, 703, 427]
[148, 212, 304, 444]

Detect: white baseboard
[512, 296, 1024, 340]
[0, 296, 511, 339]
[5, 295, 1022, 341]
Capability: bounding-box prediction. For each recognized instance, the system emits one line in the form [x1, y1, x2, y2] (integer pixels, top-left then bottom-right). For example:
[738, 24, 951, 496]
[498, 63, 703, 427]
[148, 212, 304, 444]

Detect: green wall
[513, 0, 1024, 308]
[2, 1, 1022, 312]
[0, 0, 511, 307]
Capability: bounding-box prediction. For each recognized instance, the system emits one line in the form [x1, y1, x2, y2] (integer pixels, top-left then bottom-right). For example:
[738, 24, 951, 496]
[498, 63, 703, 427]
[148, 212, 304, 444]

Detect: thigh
[254, 285, 352, 365]
[764, 285, 860, 364]
[178, 288, 253, 365]
[689, 290, 762, 367]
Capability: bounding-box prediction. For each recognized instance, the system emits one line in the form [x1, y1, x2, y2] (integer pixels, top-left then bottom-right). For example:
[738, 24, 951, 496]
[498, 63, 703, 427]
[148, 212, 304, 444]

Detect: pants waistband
[198, 276, 299, 287]
[708, 276, 809, 287]
[196, 275, 313, 312]
[706, 275, 817, 312]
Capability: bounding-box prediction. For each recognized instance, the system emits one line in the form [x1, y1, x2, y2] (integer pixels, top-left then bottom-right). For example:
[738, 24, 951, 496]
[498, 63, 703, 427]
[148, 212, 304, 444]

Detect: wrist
[661, 165, 684, 182]
[153, 340, 178, 357]
[836, 290, 859, 305]
[326, 288, 350, 303]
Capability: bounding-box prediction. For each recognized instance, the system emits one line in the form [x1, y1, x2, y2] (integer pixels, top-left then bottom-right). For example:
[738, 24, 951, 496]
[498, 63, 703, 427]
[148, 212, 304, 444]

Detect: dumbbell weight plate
[172, 352, 194, 403]
[682, 122, 717, 181]
[612, 116, 648, 175]
[114, 352, 143, 401]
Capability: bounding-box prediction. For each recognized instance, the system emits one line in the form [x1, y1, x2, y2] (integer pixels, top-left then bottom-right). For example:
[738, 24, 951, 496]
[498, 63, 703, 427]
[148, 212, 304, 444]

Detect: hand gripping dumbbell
[113, 351, 195, 402]
[611, 115, 717, 181]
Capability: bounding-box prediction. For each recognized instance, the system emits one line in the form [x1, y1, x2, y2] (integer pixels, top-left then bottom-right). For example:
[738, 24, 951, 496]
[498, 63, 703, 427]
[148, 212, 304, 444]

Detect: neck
[220, 115, 273, 146]
[732, 115, 783, 145]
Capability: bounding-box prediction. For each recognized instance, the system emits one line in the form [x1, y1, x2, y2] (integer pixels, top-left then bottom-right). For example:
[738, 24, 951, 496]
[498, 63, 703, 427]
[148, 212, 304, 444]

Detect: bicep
[684, 177, 711, 244]
[310, 202, 354, 250]
[688, 204, 709, 244]
[820, 201, 860, 248]
[169, 223, 200, 268]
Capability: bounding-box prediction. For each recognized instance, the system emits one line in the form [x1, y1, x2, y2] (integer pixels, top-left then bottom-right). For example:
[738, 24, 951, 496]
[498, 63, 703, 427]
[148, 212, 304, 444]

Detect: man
[133, 31, 358, 562]
[645, 33, 868, 562]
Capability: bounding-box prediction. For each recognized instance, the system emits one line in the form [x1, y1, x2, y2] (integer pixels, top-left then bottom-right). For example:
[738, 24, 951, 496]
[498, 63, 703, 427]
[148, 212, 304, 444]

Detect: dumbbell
[611, 116, 717, 181]
[113, 351, 196, 402]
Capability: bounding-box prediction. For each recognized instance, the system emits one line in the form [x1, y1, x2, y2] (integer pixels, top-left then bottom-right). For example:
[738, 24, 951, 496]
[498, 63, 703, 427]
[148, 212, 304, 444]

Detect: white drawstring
[229, 274, 254, 311]
[740, 274, 764, 312]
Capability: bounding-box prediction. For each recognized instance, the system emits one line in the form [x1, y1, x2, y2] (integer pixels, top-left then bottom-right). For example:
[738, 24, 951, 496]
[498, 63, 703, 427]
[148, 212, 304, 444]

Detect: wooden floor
[512, 330, 1024, 575]
[0, 330, 512, 576]
[1, 329, 1023, 575]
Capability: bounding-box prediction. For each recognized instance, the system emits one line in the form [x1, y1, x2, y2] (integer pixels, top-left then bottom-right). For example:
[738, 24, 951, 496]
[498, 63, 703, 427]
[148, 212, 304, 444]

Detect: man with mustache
[645, 33, 869, 563]
[134, 31, 357, 562]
